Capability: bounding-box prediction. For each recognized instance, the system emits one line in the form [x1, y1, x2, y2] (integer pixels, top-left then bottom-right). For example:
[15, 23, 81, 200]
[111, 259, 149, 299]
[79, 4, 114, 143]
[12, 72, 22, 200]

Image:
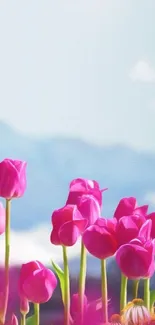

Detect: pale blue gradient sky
[0, 0, 155, 150]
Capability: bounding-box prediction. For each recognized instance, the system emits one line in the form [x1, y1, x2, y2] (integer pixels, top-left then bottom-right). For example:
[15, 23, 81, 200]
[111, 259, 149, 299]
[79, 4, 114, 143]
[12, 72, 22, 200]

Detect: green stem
[133, 280, 139, 299]
[101, 259, 108, 323]
[62, 246, 70, 325]
[144, 278, 150, 310]
[78, 241, 87, 324]
[21, 314, 26, 325]
[1, 200, 11, 324]
[120, 273, 128, 313]
[34, 303, 40, 325]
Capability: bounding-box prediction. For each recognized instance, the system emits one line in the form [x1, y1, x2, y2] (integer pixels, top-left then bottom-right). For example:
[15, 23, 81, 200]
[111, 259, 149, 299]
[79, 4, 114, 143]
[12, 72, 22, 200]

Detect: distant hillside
[0, 121, 155, 230]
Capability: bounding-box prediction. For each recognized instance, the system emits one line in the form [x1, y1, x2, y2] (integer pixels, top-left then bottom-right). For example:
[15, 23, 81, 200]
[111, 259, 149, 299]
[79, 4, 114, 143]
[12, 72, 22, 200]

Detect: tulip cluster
[1, 158, 155, 325]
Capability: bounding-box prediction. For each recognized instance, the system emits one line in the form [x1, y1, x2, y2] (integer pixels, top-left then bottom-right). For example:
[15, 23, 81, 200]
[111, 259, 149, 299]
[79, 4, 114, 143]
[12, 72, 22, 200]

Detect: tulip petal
[114, 197, 137, 220]
[22, 268, 57, 303]
[116, 243, 155, 279]
[19, 261, 44, 296]
[83, 225, 117, 259]
[59, 221, 80, 246]
[116, 216, 139, 246]
[138, 219, 152, 241]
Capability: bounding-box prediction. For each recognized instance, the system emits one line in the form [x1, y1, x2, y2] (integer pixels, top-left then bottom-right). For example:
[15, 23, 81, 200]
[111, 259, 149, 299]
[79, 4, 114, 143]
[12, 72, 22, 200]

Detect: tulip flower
[121, 299, 150, 325]
[18, 261, 57, 303]
[0, 159, 27, 324]
[116, 238, 155, 280]
[83, 217, 118, 259]
[0, 202, 5, 235]
[147, 212, 155, 238]
[50, 205, 87, 246]
[114, 196, 148, 220]
[66, 178, 107, 207]
[71, 293, 87, 324]
[77, 194, 101, 227]
[115, 215, 143, 247]
[5, 314, 18, 325]
[20, 296, 29, 315]
[75, 195, 101, 324]
[83, 218, 117, 323]
[0, 159, 27, 199]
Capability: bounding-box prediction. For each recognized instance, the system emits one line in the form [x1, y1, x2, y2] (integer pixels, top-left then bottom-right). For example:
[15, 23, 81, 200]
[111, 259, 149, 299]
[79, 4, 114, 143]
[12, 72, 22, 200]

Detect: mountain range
[0, 121, 155, 230]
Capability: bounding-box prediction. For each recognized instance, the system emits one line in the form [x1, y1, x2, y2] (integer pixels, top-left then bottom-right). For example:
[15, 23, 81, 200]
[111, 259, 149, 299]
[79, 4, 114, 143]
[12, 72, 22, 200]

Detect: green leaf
[26, 315, 36, 325]
[150, 290, 155, 310]
[51, 259, 65, 304]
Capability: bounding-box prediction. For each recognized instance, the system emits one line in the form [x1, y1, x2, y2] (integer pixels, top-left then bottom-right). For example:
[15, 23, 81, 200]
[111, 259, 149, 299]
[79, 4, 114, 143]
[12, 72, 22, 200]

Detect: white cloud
[0, 224, 81, 267]
[129, 60, 155, 82]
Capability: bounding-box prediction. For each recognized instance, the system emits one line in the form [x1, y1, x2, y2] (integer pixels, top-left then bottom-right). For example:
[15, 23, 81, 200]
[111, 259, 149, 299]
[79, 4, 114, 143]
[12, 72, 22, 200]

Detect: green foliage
[51, 259, 65, 305]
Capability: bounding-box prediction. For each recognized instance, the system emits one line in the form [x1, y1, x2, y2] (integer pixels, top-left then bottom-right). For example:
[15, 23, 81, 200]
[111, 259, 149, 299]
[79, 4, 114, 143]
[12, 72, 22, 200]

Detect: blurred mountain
[0, 121, 155, 230]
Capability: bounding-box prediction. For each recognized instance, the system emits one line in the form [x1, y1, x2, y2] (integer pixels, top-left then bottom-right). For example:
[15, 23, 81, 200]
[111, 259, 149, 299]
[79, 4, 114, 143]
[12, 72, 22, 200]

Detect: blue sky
[0, 0, 155, 152]
[1, 0, 155, 265]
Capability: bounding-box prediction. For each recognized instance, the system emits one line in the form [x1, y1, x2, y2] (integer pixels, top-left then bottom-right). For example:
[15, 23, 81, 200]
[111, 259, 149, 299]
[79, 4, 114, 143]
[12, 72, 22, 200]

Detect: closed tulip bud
[0, 159, 27, 199]
[20, 297, 29, 315]
[18, 261, 57, 304]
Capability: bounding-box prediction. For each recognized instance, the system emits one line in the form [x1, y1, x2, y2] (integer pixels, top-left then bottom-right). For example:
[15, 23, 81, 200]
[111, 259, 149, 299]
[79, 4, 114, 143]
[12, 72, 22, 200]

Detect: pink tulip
[116, 238, 155, 279]
[50, 205, 87, 246]
[0, 202, 5, 234]
[115, 215, 140, 247]
[77, 194, 101, 227]
[20, 296, 29, 315]
[147, 212, 155, 238]
[66, 178, 107, 207]
[5, 314, 18, 325]
[70, 293, 88, 318]
[83, 217, 118, 259]
[18, 261, 57, 304]
[114, 196, 148, 220]
[138, 219, 152, 242]
[0, 159, 27, 199]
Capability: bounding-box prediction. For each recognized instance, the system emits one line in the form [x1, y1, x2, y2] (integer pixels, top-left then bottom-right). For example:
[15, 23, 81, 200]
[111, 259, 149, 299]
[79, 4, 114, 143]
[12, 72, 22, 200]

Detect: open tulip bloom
[1, 161, 155, 325]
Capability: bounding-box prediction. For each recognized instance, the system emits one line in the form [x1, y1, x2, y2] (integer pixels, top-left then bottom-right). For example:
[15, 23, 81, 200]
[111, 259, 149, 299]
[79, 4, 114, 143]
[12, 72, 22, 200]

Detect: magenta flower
[116, 237, 155, 279]
[70, 293, 88, 319]
[20, 296, 29, 315]
[114, 196, 148, 220]
[115, 215, 142, 247]
[77, 194, 101, 227]
[0, 159, 27, 199]
[5, 314, 18, 325]
[147, 212, 155, 238]
[0, 202, 5, 235]
[18, 261, 57, 304]
[66, 178, 107, 207]
[83, 217, 118, 259]
[50, 204, 87, 246]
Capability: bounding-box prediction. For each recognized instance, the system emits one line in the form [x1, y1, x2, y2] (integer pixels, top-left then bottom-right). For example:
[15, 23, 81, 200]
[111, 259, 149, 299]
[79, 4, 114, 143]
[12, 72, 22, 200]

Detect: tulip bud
[0, 159, 27, 199]
[20, 297, 29, 315]
[19, 261, 57, 304]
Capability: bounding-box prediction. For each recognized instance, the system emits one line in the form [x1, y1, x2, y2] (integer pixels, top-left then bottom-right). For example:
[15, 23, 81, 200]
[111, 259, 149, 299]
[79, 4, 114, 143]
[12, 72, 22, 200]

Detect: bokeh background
[0, 0, 155, 323]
